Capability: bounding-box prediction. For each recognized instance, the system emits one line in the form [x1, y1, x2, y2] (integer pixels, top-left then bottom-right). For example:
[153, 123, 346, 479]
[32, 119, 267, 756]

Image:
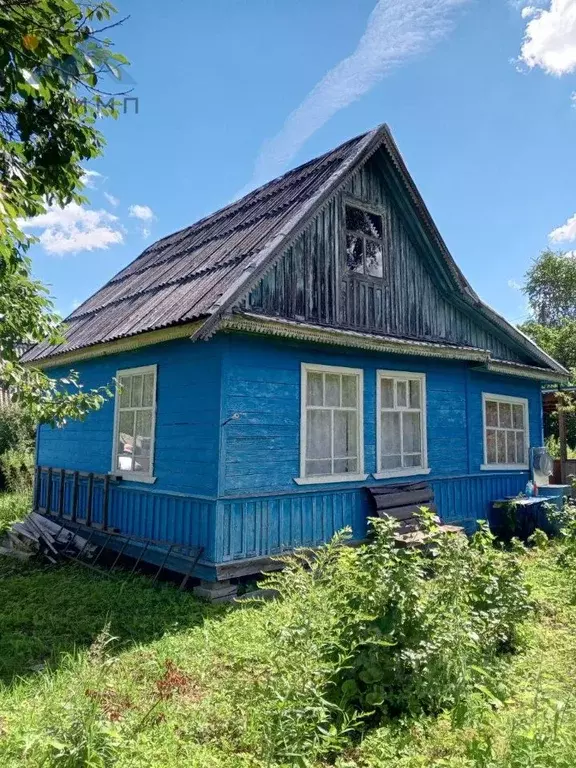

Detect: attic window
[345, 204, 384, 278]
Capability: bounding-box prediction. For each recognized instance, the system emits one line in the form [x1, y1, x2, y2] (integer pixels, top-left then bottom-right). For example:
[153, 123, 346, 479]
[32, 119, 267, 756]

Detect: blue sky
[24, 0, 576, 326]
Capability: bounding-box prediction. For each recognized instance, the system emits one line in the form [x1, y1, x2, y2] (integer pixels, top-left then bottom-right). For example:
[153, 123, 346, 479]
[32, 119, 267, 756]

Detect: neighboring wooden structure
[22, 124, 568, 586]
[543, 388, 576, 484]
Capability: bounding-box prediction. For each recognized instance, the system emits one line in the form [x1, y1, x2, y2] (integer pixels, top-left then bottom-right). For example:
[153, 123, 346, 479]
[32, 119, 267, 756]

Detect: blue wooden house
[23, 125, 568, 596]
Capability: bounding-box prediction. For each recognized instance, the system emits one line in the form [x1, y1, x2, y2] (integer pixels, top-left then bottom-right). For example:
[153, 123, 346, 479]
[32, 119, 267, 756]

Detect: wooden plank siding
[219, 334, 543, 498]
[37, 335, 225, 498]
[243, 154, 523, 364]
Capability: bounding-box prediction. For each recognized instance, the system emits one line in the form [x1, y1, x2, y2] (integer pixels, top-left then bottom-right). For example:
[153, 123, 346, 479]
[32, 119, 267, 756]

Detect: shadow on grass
[0, 558, 223, 687]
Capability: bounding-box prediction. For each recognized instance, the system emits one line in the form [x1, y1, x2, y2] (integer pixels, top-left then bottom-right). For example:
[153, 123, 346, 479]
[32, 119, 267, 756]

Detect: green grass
[0, 490, 30, 536]
[2, 493, 576, 766]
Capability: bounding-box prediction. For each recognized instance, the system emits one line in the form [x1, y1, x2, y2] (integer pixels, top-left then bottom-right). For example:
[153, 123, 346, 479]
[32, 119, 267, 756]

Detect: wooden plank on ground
[377, 502, 438, 520]
[369, 481, 430, 496]
[374, 489, 434, 510]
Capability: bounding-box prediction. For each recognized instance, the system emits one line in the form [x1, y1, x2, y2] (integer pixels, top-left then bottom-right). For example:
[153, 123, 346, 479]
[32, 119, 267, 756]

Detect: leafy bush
[0, 405, 35, 456]
[190, 513, 531, 764]
[0, 405, 35, 491]
[0, 491, 30, 536]
[0, 448, 34, 493]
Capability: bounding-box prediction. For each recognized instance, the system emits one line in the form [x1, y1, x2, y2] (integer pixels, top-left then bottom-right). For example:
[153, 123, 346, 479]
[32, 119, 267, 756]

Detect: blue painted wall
[216, 332, 544, 543]
[37, 335, 224, 497]
[36, 330, 546, 573]
[219, 333, 543, 494]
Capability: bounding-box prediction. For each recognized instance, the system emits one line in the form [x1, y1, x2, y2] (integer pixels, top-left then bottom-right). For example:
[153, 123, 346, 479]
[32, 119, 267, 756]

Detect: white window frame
[374, 370, 430, 480]
[111, 364, 158, 483]
[481, 392, 529, 471]
[295, 363, 368, 486]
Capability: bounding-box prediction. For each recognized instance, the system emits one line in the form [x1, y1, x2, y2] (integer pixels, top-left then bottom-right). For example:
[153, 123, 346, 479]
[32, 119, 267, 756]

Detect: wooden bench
[366, 481, 465, 544]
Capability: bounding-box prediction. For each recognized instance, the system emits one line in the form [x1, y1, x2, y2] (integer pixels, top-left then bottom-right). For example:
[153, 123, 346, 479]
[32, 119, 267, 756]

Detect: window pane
[404, 454, 422, 468]
[516, 431, 526, 464]
[142, 373, 155, 408]
[135, 456, 150, 474]
[119, 376, 132, 408]
[345, 205, 382, 238]
[341, 375, 357, 407]
[381, 455, 402, 470]
[486, 400, 498, 428]
[325, 374, 340, 407]
[403, 412, 422, 454]
[497, 431, 506, 463]
[512, 404, 525, 429]
[346, 235, 364, 273]
[134, 410, 153, 460]
[307, 372, 323, 406]
[307, 409, 331, 460]
[365, 241, 383, 277]
[118, 455, 133, 472]
[131, 375, 144, 407]
[334, 457, 358, 474]
[506, 431, 516, 464]
[334, 411, 357, 459]
[381, 378, 394, 409]
[306, 459, 331, 477]
[486, 429, 497, 464]
[117, 410, 135, 471]
[346, 205, 365, 232]
[396, 380, 408, 408]
[381, 411, 401, 457]
[499, 402, 512, 429]
[409, 380, 421, 409]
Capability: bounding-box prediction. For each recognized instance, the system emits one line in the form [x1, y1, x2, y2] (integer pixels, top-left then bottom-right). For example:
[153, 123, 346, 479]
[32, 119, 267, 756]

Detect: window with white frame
[483, 394, 529, 468]
[377, 371, 427, 476]
[113, 365, 157, 477]
[300, 364, 364, 481]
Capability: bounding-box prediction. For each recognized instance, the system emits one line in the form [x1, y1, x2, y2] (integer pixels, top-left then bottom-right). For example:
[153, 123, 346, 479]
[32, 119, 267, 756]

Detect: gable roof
[22, 124, 568, 377]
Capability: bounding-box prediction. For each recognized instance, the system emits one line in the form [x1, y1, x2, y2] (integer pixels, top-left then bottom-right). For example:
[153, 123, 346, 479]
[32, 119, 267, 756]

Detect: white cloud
[549, 212, 576, 242]
[104, 192, 120, 207]
[519, 0, 576, 75]
[521, 6, 538, 18]
[239, 0, 470, 194]
[508, 279, 523, 290]
[81, 169, 102, 188]
[142, 228, 151, 239]
[129, 204, 154, 221]
[20, 202, 124, 255]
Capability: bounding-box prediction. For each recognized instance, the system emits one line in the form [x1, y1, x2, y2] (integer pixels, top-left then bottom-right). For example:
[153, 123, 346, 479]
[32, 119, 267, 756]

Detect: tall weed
[216, 513, 532, 763]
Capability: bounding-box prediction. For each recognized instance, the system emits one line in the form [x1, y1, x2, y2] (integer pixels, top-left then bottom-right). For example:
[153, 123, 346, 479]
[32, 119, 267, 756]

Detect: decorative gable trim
[26, 321, 203, 370]
[480, 361, 568, 384]
[219, 313, 492, 363]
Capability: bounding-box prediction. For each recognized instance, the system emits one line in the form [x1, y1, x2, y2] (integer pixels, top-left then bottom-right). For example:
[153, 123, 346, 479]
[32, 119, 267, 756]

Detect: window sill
[480, 464, 529, 472]
[294, 473, 369, 486]
[111, 472, 157, 485]
[372, 467, 431, 480]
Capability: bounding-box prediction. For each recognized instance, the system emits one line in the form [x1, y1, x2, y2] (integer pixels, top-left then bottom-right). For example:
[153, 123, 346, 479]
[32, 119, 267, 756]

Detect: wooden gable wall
[242, 153, 526, 364]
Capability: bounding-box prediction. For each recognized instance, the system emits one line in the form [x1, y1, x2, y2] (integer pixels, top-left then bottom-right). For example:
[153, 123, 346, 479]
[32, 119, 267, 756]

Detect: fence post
[86, 473, 94, 527]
